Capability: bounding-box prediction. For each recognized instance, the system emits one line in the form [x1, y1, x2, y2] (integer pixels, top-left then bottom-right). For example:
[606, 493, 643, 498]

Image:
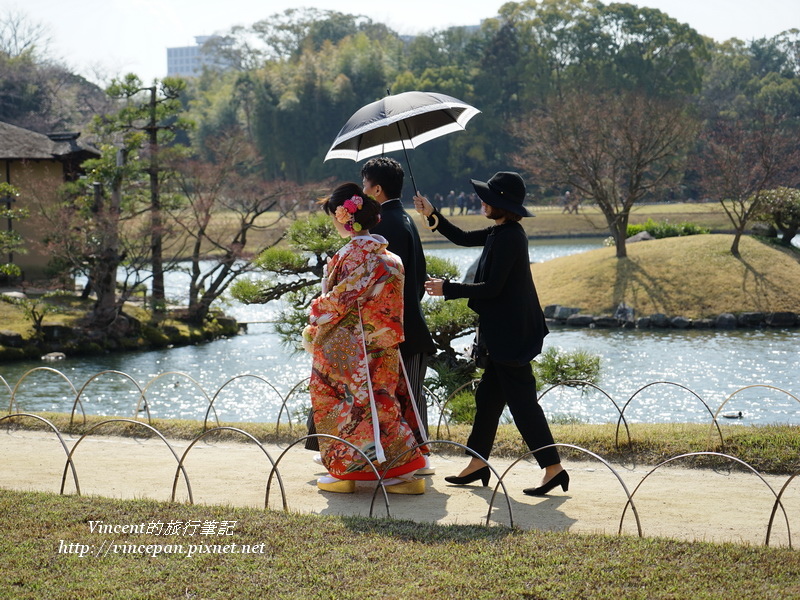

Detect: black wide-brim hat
[470, 171, 534, 217]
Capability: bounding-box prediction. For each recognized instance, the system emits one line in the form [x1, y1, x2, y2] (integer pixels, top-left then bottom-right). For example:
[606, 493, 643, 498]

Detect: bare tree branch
[514, 88, 697, 257]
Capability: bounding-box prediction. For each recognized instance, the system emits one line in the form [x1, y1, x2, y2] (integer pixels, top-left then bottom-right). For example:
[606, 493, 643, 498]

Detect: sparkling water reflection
[2, 238, 798, 426]
[2, 323, 311, 425]
[538, 328, 799, 425]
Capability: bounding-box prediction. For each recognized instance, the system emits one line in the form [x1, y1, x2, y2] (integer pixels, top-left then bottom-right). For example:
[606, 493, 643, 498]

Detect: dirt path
[1, 429, 796, 547]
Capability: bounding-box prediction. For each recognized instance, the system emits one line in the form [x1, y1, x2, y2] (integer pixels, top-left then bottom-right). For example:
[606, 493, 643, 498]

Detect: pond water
[2, 237, 798, 427]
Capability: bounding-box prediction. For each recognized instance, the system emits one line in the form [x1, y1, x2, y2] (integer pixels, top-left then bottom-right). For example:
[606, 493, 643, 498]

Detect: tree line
[190, 2, 800, 256]
[1, 1, 799, 333]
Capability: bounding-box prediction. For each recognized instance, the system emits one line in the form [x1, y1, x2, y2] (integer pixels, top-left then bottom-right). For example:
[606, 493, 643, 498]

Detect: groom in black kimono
[361, 157, 436, 471]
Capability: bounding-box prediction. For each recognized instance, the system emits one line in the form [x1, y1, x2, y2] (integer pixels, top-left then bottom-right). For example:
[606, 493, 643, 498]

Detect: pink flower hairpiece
[335, 195, 365, 232]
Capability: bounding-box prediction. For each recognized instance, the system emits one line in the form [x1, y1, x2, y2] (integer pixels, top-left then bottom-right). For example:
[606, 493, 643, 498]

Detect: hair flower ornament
[334, 206, 350, 224]
[336, 195, 364, 232]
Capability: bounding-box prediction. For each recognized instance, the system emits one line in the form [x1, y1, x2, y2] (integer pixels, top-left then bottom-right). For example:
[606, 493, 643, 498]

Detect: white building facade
[167, 35, 231, 78]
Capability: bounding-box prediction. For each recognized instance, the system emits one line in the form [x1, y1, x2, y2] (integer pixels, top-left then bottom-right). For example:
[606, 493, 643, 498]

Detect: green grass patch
[627, 217, 711, 238]
[1, 487, 799, 599]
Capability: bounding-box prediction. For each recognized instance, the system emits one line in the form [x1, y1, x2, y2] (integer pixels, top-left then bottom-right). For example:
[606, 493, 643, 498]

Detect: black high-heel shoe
[444, 466, 490, 487]
[523, 470, 569, 496]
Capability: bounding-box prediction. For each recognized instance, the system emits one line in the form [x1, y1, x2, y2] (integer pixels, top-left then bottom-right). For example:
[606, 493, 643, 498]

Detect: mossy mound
[0, 297, 241, 362]
[532, 234, 800, 319]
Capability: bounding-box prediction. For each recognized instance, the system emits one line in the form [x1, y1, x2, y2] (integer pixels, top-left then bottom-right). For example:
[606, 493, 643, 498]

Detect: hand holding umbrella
[413, 192, 439, 230]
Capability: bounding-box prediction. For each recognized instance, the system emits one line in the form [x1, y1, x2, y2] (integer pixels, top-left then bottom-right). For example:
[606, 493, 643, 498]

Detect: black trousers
[465, 357, 560, 469]
[400, 349, 429, 439]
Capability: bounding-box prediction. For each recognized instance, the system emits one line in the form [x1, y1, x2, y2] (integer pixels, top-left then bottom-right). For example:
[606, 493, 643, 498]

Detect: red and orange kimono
[308, 234, 426, 480]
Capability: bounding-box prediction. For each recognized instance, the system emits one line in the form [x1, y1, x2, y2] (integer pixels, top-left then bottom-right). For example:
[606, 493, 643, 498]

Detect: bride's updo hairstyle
[321, 182, 381, 232]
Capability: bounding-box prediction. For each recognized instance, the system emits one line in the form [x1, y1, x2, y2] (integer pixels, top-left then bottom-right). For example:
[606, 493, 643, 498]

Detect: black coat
[431, 210, 549, 365]
[371, 199, 435, 356]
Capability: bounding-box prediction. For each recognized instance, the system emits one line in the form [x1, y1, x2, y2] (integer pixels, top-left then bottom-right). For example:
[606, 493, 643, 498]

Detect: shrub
[627, 218, 710, 238]
[422, 299, 478, 358]
[76, 342, 104, 355]
[533, 347, 601, 390]
[425, 354, 477, 401]
[425, 255, 460, 280]
[436, 348, 602, 424]
[444, 389, 477, 424]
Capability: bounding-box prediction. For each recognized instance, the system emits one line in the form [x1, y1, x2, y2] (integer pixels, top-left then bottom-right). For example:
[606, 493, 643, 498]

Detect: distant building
[0, 121, 99, 280]
[166, 35, 233, 78]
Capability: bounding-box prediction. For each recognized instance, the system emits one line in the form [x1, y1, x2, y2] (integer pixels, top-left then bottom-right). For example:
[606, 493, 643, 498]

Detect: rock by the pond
[1, 291, 27, 299]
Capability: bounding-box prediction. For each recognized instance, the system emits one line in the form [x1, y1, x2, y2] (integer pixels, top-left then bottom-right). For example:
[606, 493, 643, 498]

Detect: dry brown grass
[417, 201, 732, 242]
[532, 234, 800, 318]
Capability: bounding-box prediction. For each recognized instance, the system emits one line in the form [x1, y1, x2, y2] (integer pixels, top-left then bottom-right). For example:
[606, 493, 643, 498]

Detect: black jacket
[429, 209, 549, 364]
[371, 199, 435, 356]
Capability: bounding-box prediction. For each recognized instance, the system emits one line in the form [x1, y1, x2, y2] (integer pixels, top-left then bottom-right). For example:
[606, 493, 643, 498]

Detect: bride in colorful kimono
[305, 182, 427, 495]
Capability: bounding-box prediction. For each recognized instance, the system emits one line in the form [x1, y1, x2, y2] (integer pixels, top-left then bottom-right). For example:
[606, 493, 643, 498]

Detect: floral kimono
[308, 234, 426, 480]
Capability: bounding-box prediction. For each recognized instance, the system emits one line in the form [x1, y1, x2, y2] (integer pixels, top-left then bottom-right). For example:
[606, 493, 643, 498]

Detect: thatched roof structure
[0, 121, 100, 161]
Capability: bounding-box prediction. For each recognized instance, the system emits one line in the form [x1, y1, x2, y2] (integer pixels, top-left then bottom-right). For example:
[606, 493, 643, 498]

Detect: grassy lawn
[3, 413, 799, 598]
[179, 201, 732, 247]
[0, 294, 150, 338]
[532, 234, 800, 318]
[417, 201, 733, 242]
[2, 486, 799, 599]
[0, 294, 92, 338]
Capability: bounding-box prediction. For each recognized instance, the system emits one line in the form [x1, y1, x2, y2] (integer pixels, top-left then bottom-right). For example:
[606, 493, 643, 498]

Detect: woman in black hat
[413, 172, 568, 496]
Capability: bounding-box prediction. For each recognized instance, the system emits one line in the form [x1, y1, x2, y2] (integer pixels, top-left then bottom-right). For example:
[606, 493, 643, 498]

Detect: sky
[10, 0, 800, 85]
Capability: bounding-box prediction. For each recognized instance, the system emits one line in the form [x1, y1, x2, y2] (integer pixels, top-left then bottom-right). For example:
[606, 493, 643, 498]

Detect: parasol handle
[396, 121, 437, 229]
[393, 118, 424, 217]
[387, 88, 425, 217]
